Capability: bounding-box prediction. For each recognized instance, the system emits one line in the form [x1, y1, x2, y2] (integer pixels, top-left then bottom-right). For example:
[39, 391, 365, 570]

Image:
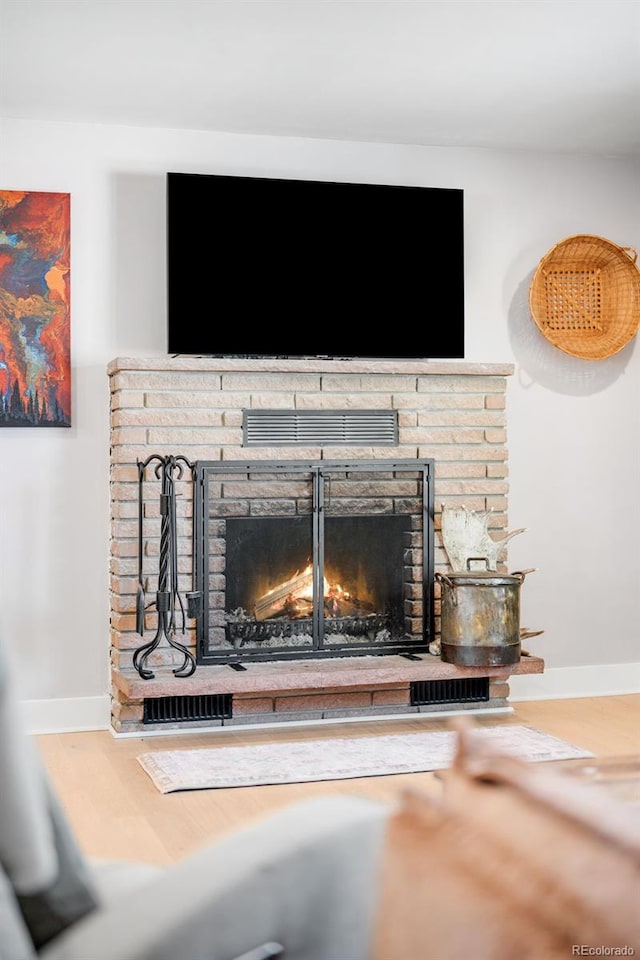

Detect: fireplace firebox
[193, 459, 435, 665]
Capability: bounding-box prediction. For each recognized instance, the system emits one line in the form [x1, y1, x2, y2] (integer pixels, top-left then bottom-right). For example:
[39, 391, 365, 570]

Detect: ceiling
[1, 0, 639, 158]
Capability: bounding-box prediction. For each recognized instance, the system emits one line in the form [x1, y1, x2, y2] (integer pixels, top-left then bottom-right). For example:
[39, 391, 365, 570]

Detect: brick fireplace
[108, 357, 543, 733]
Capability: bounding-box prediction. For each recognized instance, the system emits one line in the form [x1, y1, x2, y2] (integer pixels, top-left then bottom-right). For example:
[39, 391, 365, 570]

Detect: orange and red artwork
[0, 190, 71, 427]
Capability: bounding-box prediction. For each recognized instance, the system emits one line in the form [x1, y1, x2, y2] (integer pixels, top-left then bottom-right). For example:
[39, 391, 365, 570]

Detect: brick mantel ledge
[108, 357, 515, 377]
[112, 653, 544, 701]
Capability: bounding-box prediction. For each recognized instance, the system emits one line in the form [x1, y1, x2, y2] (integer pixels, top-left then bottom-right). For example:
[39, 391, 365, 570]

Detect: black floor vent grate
[410, 678, 490, 705]
[143, 694, 233, 724]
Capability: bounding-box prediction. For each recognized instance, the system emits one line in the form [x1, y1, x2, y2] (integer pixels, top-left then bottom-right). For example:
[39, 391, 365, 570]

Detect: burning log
[324, 585, 375, 619]
[254, 565, 317, 621]
[254, 564, 376, 621]
[284, 597, 314, 619]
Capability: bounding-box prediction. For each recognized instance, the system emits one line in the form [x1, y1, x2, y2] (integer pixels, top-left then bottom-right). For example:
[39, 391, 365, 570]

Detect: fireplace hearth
[194, 459, 435, 664]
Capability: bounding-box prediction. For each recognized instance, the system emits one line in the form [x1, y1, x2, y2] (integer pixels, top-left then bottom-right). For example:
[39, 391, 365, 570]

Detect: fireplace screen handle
[187, 591, 203, 619]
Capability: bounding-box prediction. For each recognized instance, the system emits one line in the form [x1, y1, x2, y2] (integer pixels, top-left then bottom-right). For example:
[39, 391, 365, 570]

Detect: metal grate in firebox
[410, 678, 490, 705]
[143, 694, 233, 724]
[243, 409, 398, 446]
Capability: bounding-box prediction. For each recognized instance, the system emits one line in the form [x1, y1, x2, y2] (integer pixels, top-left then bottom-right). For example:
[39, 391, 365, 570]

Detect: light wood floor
[36, 695, 640, 867]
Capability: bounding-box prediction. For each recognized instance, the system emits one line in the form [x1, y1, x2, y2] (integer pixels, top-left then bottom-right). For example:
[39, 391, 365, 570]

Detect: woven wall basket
[529, 234, 640, 359]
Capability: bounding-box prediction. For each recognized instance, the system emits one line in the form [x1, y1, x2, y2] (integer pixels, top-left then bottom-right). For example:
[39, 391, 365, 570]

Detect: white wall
[1, 117, 638, 725]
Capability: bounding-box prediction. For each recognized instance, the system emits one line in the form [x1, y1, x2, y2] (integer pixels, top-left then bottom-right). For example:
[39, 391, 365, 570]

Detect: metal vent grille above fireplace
[243, 409, 398, 446]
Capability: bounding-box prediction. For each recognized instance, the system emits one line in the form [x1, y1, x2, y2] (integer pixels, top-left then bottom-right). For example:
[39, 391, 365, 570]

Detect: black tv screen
[167, 172, 464, 359]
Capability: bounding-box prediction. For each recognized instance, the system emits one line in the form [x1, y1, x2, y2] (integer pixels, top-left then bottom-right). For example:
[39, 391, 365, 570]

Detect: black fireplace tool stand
[132, 454, 200, 680]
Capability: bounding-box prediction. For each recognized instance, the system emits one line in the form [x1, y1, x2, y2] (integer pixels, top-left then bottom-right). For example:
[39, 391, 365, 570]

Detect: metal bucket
[435, 561, 528, 666]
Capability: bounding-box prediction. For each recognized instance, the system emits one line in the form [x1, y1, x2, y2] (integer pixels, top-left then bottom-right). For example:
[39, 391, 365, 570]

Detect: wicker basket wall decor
[529, 234, 640, 359]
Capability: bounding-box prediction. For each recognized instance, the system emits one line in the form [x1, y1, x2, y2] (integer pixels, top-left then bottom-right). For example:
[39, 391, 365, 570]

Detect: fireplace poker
[132, 454, 197, 680]
[135, 460, 147, 636]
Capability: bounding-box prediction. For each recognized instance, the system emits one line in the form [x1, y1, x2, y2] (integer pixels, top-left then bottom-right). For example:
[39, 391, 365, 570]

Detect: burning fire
[255, 563, 365, 622]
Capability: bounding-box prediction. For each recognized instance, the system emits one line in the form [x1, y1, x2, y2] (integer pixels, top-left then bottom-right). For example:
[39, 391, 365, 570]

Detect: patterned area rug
[138, 725, 593, 794]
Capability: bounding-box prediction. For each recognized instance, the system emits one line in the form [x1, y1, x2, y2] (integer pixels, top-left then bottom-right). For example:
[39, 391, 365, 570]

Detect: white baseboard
[19, 663, 640, 734]
[509, 662, 640, 701]
[20, 695, 111, 735]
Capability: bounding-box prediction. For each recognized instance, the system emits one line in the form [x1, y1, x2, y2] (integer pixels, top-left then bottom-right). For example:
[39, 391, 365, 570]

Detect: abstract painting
[0, 190, 71, 427]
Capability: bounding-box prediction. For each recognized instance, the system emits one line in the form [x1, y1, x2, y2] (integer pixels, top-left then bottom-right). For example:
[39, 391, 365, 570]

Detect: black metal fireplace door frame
[193, 459, 435, 665]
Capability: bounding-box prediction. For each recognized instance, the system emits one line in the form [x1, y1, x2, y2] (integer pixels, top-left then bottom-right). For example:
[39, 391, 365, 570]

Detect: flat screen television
[167, 172, 464, 359]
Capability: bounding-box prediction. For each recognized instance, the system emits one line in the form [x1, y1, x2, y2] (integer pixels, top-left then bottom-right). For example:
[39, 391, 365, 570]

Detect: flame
[255, 560, 371, 622]
[297, 565, 331, 601]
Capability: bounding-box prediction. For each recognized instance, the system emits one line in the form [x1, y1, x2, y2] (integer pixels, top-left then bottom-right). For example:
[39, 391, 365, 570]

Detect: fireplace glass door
[193, 459, 434, 664]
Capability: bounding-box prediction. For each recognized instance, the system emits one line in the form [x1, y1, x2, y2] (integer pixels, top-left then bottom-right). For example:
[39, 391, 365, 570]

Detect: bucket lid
[444, 569, 522, 586]
[437, 560, 526, 586]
